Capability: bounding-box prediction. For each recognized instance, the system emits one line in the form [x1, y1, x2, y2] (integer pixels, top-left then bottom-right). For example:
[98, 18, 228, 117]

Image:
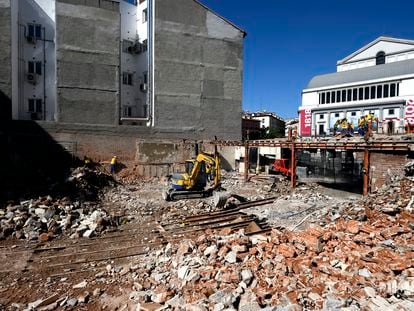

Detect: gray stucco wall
[0, 0, 11, 120]
[154, 0, 244, 140]
[56, 0, 120, 125]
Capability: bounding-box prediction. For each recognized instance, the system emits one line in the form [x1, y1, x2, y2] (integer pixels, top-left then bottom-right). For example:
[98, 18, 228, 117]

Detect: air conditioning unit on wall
[127, 42, 142, 54]
[26, 73, 37, 85]
[26, 36, 36, 44]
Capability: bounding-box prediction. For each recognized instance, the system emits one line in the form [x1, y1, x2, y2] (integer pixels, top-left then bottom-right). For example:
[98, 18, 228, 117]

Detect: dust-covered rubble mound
[0, 168, 120, 241]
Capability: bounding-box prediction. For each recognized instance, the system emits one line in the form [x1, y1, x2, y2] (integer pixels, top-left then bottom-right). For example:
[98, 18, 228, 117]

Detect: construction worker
[110, 156, 117, 174]
[84, 156, 92, 168]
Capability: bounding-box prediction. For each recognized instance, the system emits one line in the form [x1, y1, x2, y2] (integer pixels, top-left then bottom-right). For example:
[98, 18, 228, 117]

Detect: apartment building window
[370, 86, 376, 99]
[384, 84, 389, 97]
[28, 61, 42, 75]
[319, 124, 325, 135]
[351, 111, 357, 116]
[364, 87, 369, 100]
[124, 106, 132, 117]
[376, 51, 386, 65]
[336, 90, 341, 103]
[28, 99, 42, 113]
[390, 83, 396, 97]
[331, 91, 336, 103]
[28, 23, 42, 39]
[347, 89, 352, 101]
[335, 113, 340, 118]
[341, 90, 346, 102]
[353, 88, 357, 101]
[122, 72, 133, 85]
[377, 85, 382, 98]
[358, 87, 363, 100]
[326, 92, 331, 104]
[321, 93, 325, 104]
[388, 109, 395, 115]
[319, 114, 324, 119]
[142, 9, 148, 23]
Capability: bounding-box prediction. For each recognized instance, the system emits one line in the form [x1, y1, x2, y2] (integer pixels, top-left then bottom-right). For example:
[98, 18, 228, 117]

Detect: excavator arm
[187, 151, 220, 189]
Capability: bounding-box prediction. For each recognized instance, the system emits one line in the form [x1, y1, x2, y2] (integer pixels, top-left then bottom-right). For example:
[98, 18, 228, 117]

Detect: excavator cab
[185, 160, 195, 174]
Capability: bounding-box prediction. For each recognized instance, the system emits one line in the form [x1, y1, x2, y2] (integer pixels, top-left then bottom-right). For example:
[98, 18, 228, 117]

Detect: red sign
[300, 108, 312, 136]
[405, 99, 414, 128]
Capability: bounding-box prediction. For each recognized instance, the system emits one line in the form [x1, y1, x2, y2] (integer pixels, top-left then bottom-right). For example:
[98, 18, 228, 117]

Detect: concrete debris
[109, 176, 414, 310]
[77, 291, 90, 304]
[3, 165, 414, 310]
[72, 280, 87, 289]
[0, 168, 122, 240]
[66, 298, 78, 307]
[405, 161, 414, 176]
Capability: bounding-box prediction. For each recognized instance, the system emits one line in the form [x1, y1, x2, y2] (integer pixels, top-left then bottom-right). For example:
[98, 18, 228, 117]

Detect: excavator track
[163, 188, 214, 201]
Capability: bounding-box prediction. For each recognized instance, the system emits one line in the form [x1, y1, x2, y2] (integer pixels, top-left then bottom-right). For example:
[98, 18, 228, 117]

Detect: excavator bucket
[213, 192, 231, 209]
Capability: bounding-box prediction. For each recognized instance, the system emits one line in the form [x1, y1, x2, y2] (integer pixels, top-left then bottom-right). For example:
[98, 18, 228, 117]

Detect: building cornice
[303, 73, 414, 94]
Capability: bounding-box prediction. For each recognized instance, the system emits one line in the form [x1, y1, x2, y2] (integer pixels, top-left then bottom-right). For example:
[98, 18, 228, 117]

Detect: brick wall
[370, 151, 410, 191]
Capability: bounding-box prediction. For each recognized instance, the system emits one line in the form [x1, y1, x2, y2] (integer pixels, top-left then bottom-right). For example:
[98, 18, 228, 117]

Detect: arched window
[376, 51, 385, 65]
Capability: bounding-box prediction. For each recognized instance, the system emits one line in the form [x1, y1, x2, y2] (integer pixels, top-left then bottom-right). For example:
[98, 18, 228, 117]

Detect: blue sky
[201, 0, 414, 118]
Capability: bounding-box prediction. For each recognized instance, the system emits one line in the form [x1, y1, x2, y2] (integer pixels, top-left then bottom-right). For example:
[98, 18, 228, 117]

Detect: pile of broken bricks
[124, 177, 414, 310]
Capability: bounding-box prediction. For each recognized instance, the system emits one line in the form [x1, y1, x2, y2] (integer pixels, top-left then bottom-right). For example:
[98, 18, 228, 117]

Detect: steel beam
[363, 148, 370, 196]
[244, 143, 249, 182]
[291, 143, 296, 188]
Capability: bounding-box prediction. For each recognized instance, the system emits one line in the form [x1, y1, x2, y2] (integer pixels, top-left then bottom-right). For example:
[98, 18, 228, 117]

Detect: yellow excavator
[163, 146, 221, 201]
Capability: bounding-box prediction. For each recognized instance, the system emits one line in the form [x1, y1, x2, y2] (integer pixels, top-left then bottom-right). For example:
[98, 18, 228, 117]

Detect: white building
[11, 0, 57, 121]
[119, 0, 149, 120]
[299, 36, 414, 136]
[10, 0, 149, 122]
[244, 111, 285, 137]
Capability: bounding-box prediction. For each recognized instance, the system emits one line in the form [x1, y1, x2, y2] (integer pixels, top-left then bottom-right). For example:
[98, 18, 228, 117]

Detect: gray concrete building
[0, 0, 12, 121]
[0, 0, 246, 140]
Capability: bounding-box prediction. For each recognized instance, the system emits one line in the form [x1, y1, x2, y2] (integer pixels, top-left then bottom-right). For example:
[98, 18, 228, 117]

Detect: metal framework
[212, 138, 413, 195]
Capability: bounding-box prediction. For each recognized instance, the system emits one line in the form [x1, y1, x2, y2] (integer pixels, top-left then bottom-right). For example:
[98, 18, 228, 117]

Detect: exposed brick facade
[370, 151, 410, 191]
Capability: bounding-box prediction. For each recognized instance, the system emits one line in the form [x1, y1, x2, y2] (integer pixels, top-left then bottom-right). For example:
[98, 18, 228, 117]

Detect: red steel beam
[363, 148, 370, 196]
[213, 140, 412, 151]
[291, 143, 296, 188]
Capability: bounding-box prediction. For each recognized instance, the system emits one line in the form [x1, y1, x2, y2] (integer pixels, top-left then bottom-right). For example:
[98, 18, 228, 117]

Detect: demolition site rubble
[0, 168, 120, 241]
[118, 176, 414, 310]
[1, 163, 414, 310]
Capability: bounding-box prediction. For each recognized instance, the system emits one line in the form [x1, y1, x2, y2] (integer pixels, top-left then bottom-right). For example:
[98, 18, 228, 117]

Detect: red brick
[389, 259, 413, 271]
[277, 244, 296, 258]
[39, 232, 50, 241]
[346, 220, 360, 234]
[381, 226, 402, 239]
